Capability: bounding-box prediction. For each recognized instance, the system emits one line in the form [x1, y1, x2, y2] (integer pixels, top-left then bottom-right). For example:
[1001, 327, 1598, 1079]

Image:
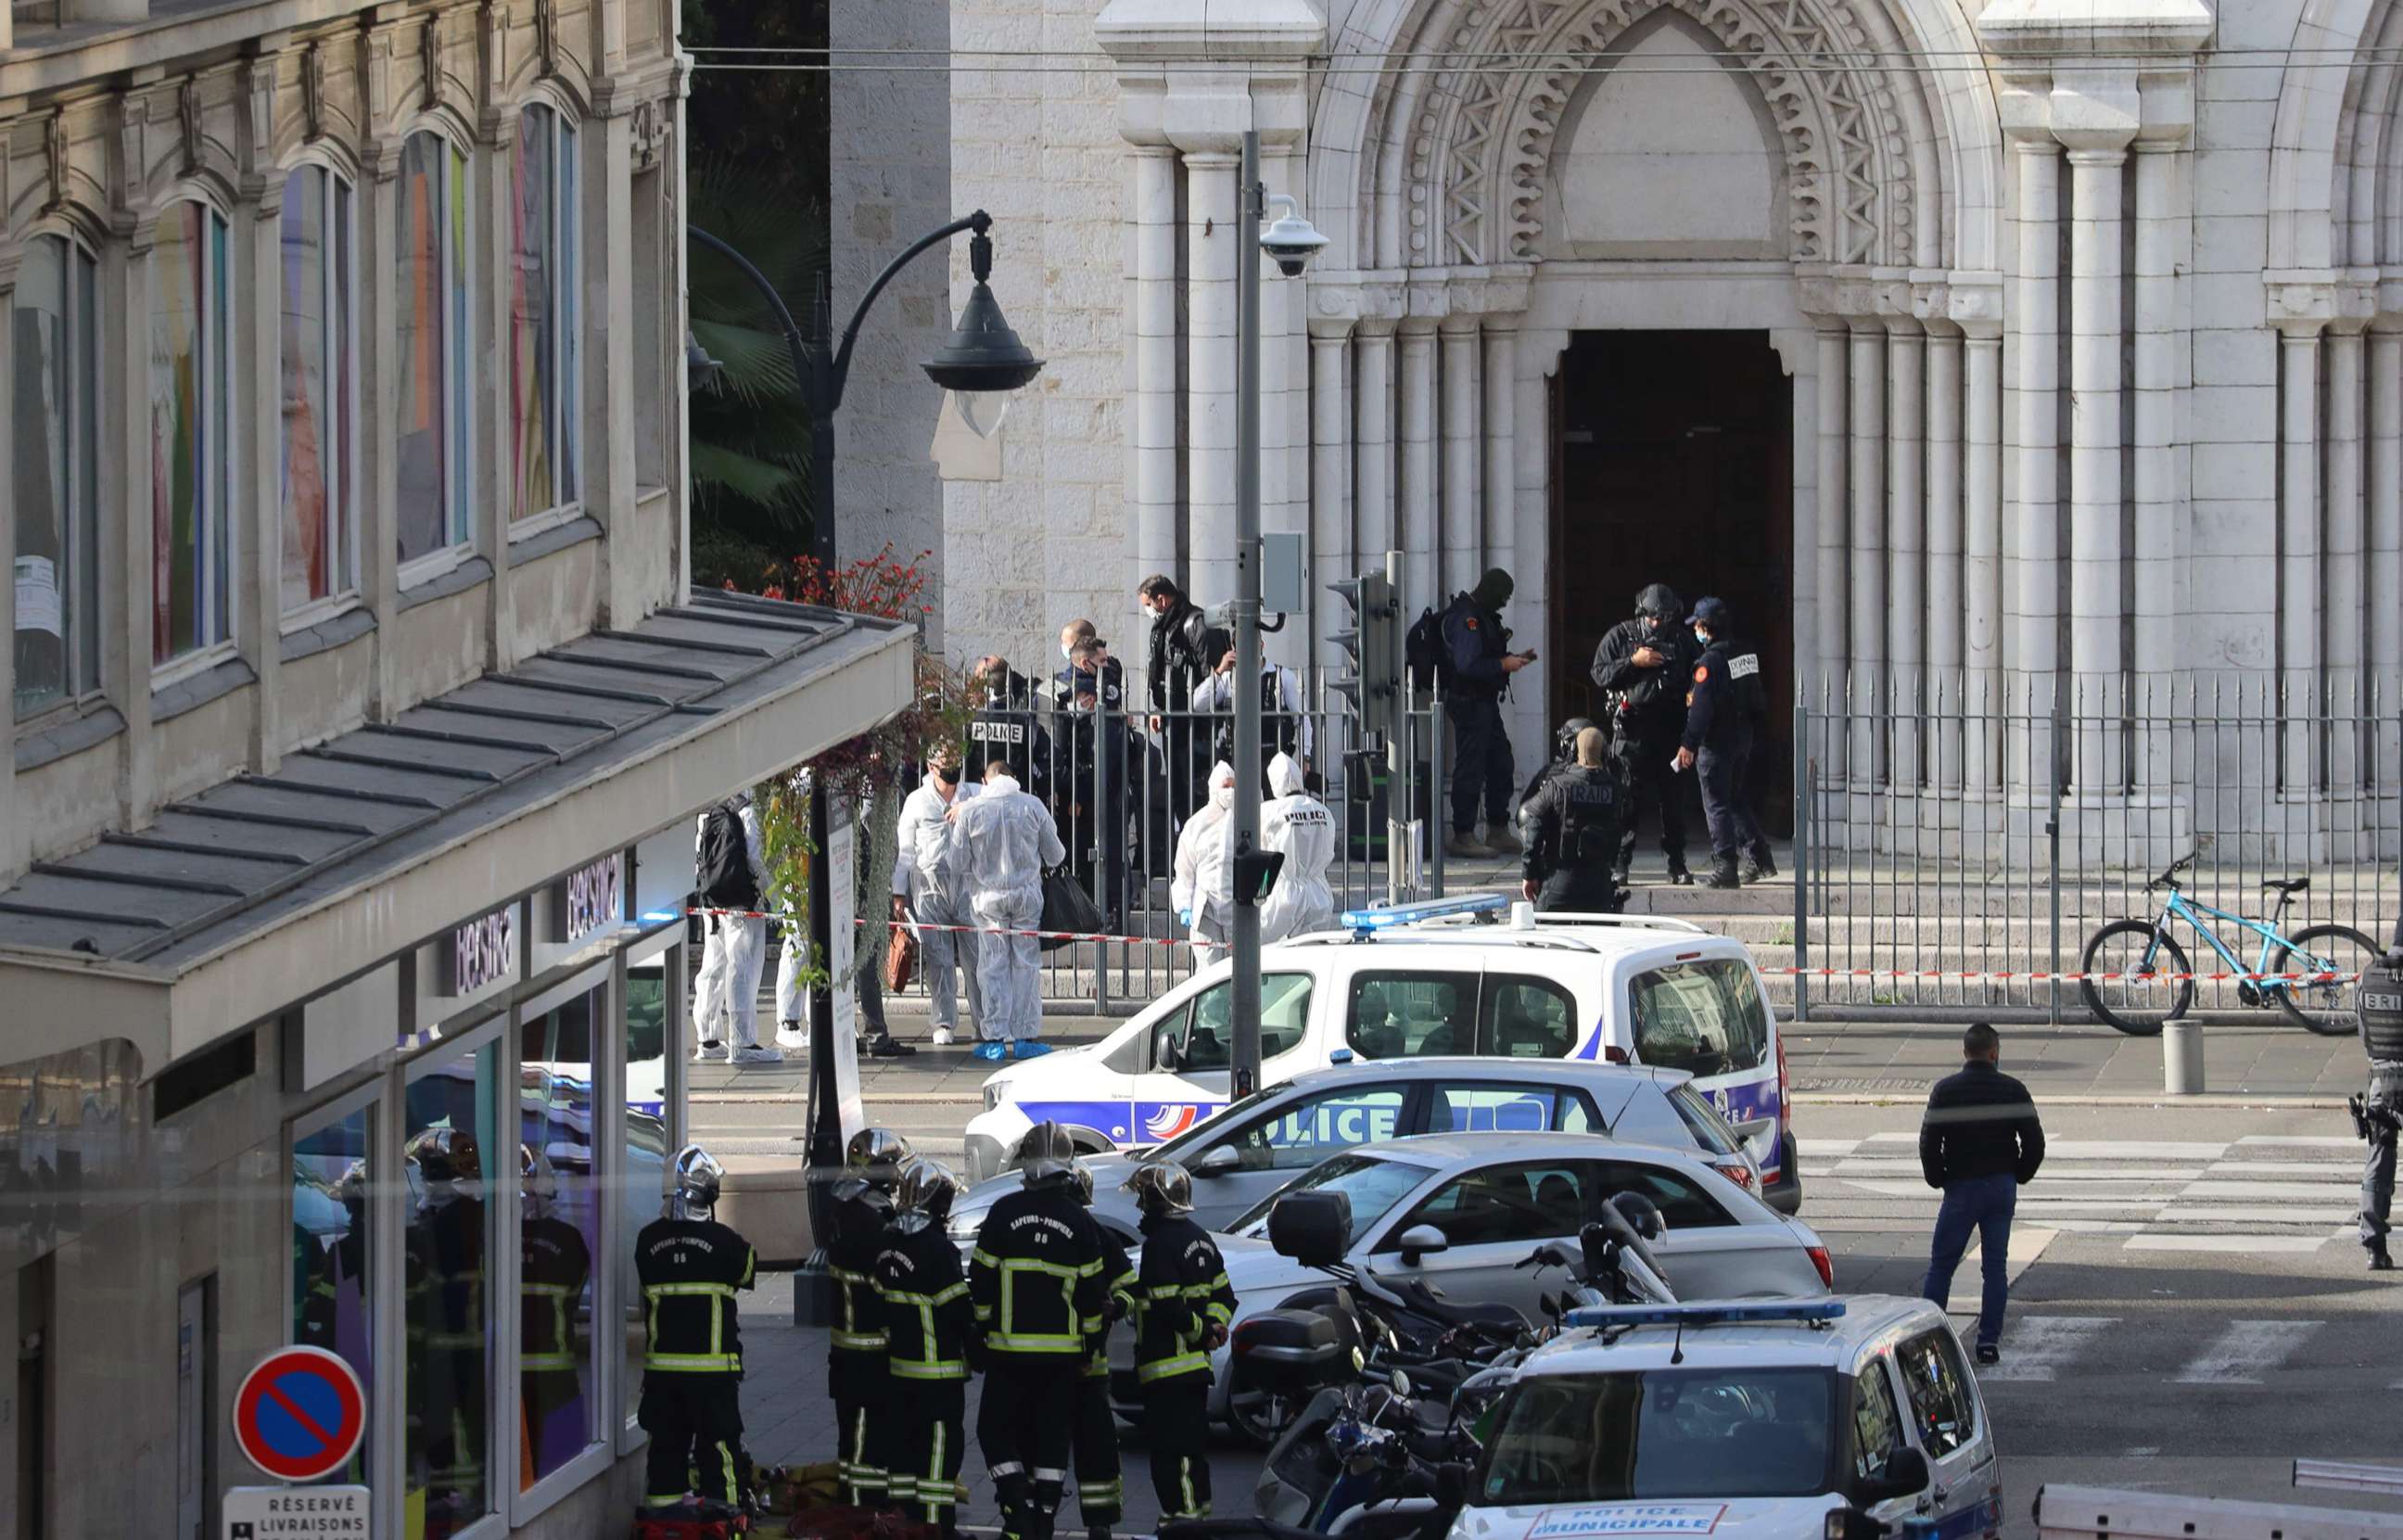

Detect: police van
[962, 895, 1800, 1212]
[1461, 1298, 2002, 1540]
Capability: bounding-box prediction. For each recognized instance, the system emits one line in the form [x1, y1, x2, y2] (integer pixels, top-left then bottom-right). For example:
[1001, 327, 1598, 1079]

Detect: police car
[1462, 1298, 2002, 1540]
[963, 894, 1801, 1213]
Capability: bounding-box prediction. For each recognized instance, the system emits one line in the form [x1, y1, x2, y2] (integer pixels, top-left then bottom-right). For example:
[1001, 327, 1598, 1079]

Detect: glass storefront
[404, 1034, 501, 1540]
[518, 986, 602, 1490]
[622, 961, 671, 1430]
[292, 1101, 373, 1484]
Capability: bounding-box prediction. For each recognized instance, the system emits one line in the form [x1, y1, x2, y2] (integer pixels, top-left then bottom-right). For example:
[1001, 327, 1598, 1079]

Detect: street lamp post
[690, 211, 1039, 1287]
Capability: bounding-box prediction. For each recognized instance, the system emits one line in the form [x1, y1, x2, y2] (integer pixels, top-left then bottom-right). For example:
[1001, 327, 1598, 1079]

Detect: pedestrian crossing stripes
[2170, 1320, 2324, 1384]
[1800, 1132, 2365, 1253]
[1977, 1314, 2362, 1388]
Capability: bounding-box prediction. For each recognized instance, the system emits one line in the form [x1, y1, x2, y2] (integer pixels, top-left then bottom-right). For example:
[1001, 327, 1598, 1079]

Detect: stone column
[1886, 317, 1926, 786]
[2278, 321, 2323, 792]
[477, 108, 515, 672]
[0, 221, 17, 868]
[1398, 320, 1439, 614]
[1962, 322, 2003, 789]
[2371, 324, 2403, 783]
[1813, 324, 1850, 772]
[361, 135, 403, 721]
[1439, 317, 1481, 601]
[115, 224, 159, 826]
[1186, 153, 1238, 605]
[2326, 321, 2367, 783]
[2131, 137, 2183, 786]
[1355, 320, 1396, 562]
[237, 162, 286, 772]
[1925, 319, 1964, 787]
[1129, 148, 1180, 590]
[1482, 322, 1518, 581]
[1309, 320, 1354, 677]
[1848, 322, 1887, 782]
[2066, 140, 2131, 792]
[2010, 135, 2062, 778]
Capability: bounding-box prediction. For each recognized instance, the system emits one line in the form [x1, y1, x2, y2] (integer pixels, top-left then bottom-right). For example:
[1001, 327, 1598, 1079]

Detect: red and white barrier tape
[684, 909, 2361, 983]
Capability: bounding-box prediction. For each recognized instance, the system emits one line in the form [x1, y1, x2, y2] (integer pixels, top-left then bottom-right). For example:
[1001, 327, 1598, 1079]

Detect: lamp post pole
[1229, 131, 1266, 1101]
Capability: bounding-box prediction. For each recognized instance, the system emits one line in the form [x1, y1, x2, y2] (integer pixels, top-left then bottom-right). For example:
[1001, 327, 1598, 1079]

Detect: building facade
[0, 1, 914, 1535]
[925, 0, 2403, 854]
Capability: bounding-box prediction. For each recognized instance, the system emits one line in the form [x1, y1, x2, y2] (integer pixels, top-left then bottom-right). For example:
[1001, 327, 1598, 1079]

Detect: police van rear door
[1618, 947, 1786, 1184]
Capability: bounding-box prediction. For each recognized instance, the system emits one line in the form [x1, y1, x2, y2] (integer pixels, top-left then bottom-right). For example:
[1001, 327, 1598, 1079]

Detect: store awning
[0, 591, 915, 1073]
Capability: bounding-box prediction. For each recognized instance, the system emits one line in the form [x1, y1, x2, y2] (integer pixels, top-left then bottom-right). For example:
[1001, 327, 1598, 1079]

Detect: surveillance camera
[1260, 205, 1328, 279]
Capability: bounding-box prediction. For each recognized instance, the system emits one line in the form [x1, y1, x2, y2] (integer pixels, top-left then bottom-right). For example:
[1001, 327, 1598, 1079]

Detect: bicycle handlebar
[2148, 853, 2198, 890]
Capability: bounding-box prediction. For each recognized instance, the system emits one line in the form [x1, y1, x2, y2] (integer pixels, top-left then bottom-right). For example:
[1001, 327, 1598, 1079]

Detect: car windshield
[1481, 1368, 1837, 1504]
[1229, 1152, 1435, 1236]
[1151, 1082, 1283, 1162]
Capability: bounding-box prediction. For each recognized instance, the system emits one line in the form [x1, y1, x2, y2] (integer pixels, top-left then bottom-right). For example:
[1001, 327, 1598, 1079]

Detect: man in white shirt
[693, 790, 778, 1064]
[949, 757, 1067, 1061]
[1189, 647, 1313, 783]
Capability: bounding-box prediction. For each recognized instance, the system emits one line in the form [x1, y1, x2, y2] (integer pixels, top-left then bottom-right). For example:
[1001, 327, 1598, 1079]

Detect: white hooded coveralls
[693, 795, 769, 1049]
[949, 772, 1066, 1042]
[1171, 760, 1239, 968]
[1257, 752, 1338, 944]
[885, 778, 984, 1033]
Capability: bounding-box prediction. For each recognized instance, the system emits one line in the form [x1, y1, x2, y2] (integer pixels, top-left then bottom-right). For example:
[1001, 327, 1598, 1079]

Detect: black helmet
[672, 1143, 724, 1220]
[846, 1127, 914, 1189]
[1016, 1121, 1078, 1188]
[1123, 1160, 1194, 1216]
[1635, 583, 1682, 621]
[405, 1126, 481, 1187]
[893, 1158, 960, 1232]
[1554, 717, 1595, 761]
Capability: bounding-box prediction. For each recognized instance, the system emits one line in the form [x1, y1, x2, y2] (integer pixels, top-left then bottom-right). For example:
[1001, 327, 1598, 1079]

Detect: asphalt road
[727, 1093, 2403, 1539]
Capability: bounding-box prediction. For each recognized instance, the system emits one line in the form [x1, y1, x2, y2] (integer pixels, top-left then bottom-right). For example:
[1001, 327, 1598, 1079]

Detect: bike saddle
[2263, 876, 2310, 894]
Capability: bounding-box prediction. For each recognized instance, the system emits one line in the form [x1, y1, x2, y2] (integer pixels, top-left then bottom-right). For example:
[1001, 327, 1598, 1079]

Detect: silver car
[945, 1056, 1761, 1252]
[1176, 1132, 1833, 1423]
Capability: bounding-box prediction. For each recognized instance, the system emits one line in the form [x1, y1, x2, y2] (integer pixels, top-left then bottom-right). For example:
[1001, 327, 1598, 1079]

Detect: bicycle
[2079, 855, 2381, 1037]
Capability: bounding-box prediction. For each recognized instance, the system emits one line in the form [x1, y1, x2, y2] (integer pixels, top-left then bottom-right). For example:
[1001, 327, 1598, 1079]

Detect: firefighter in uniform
[407, 1126, 488, 1531]
[829, 1126, 913, 1506]
[1672, 597, 1771, 891]
[2355, 925, 2403, 1270]
[1518, 726, 1629, 913]
[1123, 1161, 1235, 1521]
[519, 1145, 592, 1463]
[875, 1159, 976, 1535]
[971, 1123, 1112, 1540]
[1067, 1161, 1137, 1540]
[634, 1144, 758, 1516]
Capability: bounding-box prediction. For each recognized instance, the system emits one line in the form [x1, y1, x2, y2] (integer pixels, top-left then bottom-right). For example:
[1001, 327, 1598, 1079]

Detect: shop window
[11, 231, 101, 719]
[395, 130, 471, 569]
[280, 163, 357, 612]
[151, 198, 235, 665]
[508, 105, 579, 523]
[519, 986, 603, 1488]
[404, 1037, 501, 1536]
[623, 962, 671, 1430]
[292, 1104, 372, 1483]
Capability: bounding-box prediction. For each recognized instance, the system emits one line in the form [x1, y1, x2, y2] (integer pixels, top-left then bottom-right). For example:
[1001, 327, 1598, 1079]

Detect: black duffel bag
[1037, 867, 1107, 952]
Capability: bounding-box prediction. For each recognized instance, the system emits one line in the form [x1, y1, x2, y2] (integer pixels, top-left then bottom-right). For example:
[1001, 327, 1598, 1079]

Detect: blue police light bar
[1562, 1298, 1849, 1330]
[1339, 892, 1511, 937]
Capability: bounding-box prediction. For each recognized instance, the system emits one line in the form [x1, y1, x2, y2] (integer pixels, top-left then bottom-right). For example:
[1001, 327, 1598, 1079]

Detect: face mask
[934, 766, 960, 786]
[1212, 782, 1235, 810]
[1062, 643, 1076, 662]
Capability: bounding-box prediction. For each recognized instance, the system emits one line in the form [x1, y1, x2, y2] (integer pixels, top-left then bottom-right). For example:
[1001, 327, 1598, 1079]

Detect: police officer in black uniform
[969, 657, 1056, 806]
[1066, 1161, 1138, 1540]
[1590, 583, 1697, 885]
[1518, 717, 1596, 808]
[1673, 597, 1771, 891]
[1122, 1161, 1236, 1521]
[971, 1123, 1112, 1540]
[1441, 567, 1537, 859]
[2355, 924, 2403, 1270]
[635, 1145, 758, 1517]
[1060, 639, 1134, 926]
[876, 1159, 976, 1535]
[1518, 726, 1629, 913]
[829, 1126, 913, 1506]
[1139, 574, 1231, 821]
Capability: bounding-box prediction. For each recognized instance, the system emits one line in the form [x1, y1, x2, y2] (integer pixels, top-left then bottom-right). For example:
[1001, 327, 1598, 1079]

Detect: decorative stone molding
[303, 43, 328, 143]
[422, 14, 443, 110]
[44, 108, 69, 213]
[1947, 271, 2006, 337]
[178, 74, 204, 176]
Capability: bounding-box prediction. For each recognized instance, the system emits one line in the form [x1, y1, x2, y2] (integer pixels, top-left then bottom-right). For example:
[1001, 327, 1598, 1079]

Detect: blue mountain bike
[2079, 856, 2380, 1037]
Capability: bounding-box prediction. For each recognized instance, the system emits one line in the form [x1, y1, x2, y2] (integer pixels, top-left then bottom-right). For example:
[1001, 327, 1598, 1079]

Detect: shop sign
[440, 907, 517, 997]
[223, 1484, 368, 1538]
[548, 853, 624, 945]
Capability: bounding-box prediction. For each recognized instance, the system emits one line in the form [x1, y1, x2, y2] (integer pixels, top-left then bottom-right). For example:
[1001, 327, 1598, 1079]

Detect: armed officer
[1441, 567, 1536, 859]
[1124, 1161, 1236, 1521]
[1518, 727, 1629, 913]
[634, 1145, 758, 1518]
[971, 1123, 1112, 1540]
[2357, 924, 2403, 1271]
[829, 1127, 914, 1506]
[1589, 583, 1697, 885]
[1672, 597, 1771, 891]
[1066, 1160, 1138, 1540]
[875, 1159, 976, 1536]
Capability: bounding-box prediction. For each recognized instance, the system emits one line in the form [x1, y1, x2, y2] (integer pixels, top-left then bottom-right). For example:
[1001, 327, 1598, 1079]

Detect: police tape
[682, 908, 2363, 980]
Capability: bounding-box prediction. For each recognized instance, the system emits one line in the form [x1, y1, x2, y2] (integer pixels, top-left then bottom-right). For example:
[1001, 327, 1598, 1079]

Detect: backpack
[1405, 603, 1451, 694]
[697, 802, 760, 910]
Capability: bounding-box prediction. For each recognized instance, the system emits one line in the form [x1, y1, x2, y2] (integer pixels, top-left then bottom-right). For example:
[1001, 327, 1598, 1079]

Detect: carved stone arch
[2330, 0, 2403, 266]
[2269, 0, 2376, 271]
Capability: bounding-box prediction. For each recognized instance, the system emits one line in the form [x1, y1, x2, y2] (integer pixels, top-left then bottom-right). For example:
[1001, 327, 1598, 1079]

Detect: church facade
[920, 0, 2403, 846]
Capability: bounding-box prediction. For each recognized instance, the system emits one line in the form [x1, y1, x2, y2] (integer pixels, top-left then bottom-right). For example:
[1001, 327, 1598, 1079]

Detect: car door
[1891, 1327, 2000, 1536]
[1361, 1158, 1589, 1318]
[1574, 1156, 1819, 1298]
[1180, 1080, 1409, 1229]
[1848, 1353, 1925, 1534]
[1134, 971, 1316, 1144]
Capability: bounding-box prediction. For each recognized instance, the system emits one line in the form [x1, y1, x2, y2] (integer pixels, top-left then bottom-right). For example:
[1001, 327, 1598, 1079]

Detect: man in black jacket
[1589, 583, 1695, 885]
[1918, 1024, 2046, 1364]
[1139, 575, 1229, 821]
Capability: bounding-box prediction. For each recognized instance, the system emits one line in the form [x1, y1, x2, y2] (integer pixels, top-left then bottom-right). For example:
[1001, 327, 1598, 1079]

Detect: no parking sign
[231, 1346, 366, 1483]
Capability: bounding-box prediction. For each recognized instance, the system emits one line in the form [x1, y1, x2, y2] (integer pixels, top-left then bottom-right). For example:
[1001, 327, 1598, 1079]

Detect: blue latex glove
[1177, 908, 1192, 927]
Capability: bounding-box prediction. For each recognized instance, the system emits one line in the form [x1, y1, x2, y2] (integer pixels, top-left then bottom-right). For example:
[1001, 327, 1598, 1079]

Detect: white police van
[963, 895, 1800, 1211]
[1460, 1298, 2002, 1540]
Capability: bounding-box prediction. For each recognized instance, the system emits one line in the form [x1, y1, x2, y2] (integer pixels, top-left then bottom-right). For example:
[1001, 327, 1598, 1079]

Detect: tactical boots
[1664, 860, 1695, 886]
[1445, 829, 1489, 859]
[1742, 844, 1779, 884]
[1482, 822, 1523, 855]
[1698, 858, 1743, 890]
[2371, 1240, 2395, 1272]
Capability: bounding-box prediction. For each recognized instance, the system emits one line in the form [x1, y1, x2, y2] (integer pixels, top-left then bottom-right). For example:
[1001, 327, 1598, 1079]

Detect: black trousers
[1073, 1369, 1124, 1526]
[981, 1357, 1080, 1540]
[638, 1372, 747, 1508]
[1537, 865, 1622, 913]
[1138, 1373, 1214, 1520]
[1614, 732, 1688, 872]
[1446, 697, 1516, 834]
[889, 1379, 968, 1530]
[829, 1349, 892, 1504]
[1697, 738, 1767, 861]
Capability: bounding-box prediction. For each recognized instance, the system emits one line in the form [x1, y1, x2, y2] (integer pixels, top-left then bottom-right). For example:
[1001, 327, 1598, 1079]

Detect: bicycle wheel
[2269, 924, 2381, 1036]
[2079, 922, 2193, 1036]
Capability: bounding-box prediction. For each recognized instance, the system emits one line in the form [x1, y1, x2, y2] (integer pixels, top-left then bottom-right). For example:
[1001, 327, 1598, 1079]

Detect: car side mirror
[1154, 1029, 1182, 1072]
[1435, 1462, 1471, 1509]
[1822, 1508, 1890, 1540]
[1862, 1449, 1930, 1505]
[1396, 1224, 1448, 1265]
[1190, 1143, 1240, 1178]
